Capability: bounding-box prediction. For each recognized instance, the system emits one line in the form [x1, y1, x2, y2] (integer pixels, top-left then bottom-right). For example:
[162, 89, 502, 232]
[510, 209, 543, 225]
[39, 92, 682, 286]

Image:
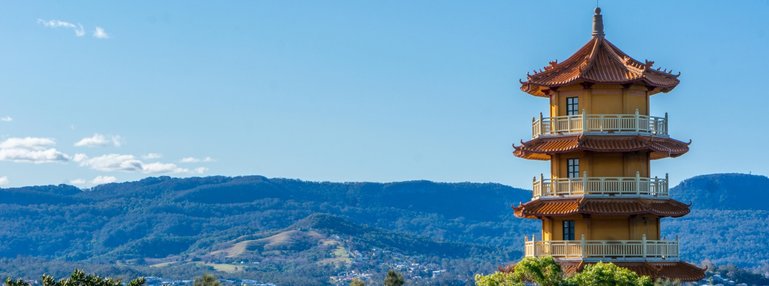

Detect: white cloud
[70, 176, 118, 186]
[193, 167, 208, 174]
[92, 175, 117, 185]
[74, 134, 122, 148]
[72, 153, 88, 162]
[0, 137, 69, 163]
[76, 154, 142, 172]
[180, 156, 214, 163]
[37, 19, 85, 37]
[93, 27, 109, 39]
[143, 162, 187, 174]
[142, 153, 162, 160]
[0, 176, 8, 186]
[0, 116, 12, 122]
[0, 137, 56, 149]
[76, 153, 199, 174]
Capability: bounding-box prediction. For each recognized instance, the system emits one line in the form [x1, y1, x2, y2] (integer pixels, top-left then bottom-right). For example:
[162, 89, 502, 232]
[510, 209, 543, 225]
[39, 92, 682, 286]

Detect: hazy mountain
[0, 173, 766, 284]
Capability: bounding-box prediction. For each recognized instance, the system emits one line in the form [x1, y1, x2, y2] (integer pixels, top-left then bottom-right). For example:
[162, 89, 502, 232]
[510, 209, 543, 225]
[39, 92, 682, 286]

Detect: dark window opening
[563, 220, 576, 240]
[567, 158, 580, 178]
[566, 97, 579, 116]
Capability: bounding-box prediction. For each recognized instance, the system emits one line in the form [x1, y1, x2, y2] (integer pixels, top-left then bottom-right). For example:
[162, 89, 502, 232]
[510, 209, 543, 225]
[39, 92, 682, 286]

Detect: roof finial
[592, 7, 605, 38]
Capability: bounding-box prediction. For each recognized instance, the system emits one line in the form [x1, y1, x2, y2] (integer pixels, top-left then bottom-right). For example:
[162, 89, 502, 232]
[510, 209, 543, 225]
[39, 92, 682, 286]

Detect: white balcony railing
[532, 110, 668, 138]
[532, 172, 668, 198]
[524, 235, 678, 260]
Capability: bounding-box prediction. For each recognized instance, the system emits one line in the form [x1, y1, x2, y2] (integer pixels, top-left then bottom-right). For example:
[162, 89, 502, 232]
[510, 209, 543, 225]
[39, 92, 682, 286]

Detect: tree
[653, 278, 681, 286]
[193, 274, 220, 286]
[4, 269, 145, 286]
[511, 256, 563, 285]
[475, 258, 653, 286]
[349, 278, 365, 286]
[563, 262, 653, 286]
[384, 270, 404, 286]
[474, 257, 561, 286]
[473, 271, 521, 286]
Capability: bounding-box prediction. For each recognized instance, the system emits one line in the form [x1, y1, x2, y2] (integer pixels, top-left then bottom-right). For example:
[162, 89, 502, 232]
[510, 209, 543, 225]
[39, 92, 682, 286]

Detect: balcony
[532, 172, 668, 199]
[524, 235, 678, 260]
[531, 111, 668, 138]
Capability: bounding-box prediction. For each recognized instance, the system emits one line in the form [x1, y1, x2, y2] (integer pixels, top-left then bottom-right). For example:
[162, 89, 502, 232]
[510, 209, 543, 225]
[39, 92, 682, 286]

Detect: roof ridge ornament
[592, 7, 605, 38]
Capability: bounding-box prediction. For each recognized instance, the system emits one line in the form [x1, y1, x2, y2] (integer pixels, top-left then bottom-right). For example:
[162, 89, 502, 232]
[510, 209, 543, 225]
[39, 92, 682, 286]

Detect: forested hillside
[0, 173, 766, 285]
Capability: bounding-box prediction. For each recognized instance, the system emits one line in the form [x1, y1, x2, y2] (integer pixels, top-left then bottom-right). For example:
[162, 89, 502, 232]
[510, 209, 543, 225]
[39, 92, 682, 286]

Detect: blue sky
[0, 1, 767, 188]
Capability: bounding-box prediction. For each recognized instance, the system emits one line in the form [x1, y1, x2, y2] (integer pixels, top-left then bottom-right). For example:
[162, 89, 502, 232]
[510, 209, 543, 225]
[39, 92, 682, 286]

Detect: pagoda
[512, 7, 705, 281]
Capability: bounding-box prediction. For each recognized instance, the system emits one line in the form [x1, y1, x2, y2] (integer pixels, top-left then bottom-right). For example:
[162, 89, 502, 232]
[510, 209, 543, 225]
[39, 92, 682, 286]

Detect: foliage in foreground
[474, 257, 654, 286]
[4, 269, 145, 286]
[193, 274, 220, 286]
[384, 270, 404, 286]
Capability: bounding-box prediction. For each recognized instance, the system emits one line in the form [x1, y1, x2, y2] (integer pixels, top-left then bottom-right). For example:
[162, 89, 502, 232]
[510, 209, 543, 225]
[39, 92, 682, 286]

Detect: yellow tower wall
[550, 84, 649, 116]
[551, 152, 650, 178]
[541, 215, 661, 241]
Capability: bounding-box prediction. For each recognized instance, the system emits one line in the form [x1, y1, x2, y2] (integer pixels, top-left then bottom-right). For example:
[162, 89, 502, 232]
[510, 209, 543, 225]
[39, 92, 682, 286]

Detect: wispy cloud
[0, 137, 69, 163]
[75, 153, 205, 174]
[74, 153, 142, 172]
[37, 19, 110, 39]
[142, 153, 162, 160]
[92, 175, 117, 184]
[74, 134, 122, 148]
[0, 176, 8, 186]
[70, 175, 118, 186]
[37, 19, 85, 37]
[143, 162, 187, 174]
[93, 27, 109, 39]
[0, 116, 12, 122]
[180, 156, 214, 163]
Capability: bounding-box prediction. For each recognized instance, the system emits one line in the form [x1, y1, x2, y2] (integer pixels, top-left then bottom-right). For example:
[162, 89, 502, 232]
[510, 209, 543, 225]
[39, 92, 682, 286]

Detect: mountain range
[0, 173, 766, 285]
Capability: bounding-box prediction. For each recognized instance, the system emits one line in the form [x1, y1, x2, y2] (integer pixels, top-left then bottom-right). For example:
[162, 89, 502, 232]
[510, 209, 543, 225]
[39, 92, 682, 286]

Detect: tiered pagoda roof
[514, 198, 690, 219]
[513, 135, 690, 160]
[520, 8, 681, 97]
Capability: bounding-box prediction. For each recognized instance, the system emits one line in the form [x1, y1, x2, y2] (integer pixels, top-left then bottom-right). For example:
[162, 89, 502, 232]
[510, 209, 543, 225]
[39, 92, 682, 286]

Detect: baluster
[597, 177, 602, 194]
[634, 108, 640, 132]
[599, 114, 604, 131]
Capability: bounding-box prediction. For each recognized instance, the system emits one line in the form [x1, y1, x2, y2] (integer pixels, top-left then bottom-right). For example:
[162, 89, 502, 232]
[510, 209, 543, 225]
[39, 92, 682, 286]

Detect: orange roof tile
[559, 261, 706, 282]
[514, 198, 690, 218]
[520, 9, 680, 97]
[513, 135, 690, 160]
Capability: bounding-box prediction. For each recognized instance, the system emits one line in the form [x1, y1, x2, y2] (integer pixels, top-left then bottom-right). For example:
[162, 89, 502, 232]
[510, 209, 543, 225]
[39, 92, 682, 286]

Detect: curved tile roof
[513, 197, 690, 218]
[513, 135, 690, 160]
[559, 261, 706, 282]
[520, 17, 680, 97]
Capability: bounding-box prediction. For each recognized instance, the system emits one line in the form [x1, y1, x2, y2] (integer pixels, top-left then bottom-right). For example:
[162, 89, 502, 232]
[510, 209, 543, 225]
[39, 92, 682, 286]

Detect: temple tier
[511, 7, 705, 282]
